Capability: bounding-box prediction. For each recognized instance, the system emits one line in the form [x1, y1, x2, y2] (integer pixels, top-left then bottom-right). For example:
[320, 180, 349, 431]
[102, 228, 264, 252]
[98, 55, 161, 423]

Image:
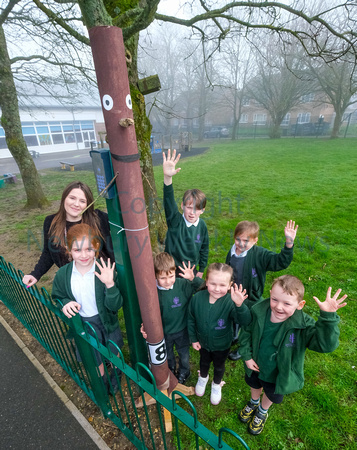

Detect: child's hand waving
[163, 149, 181, 184]
[313, 287, 347, 312]
[231, 283, 248, 307]
[178, 261, 195, 281]
[284, 220, 298, 247]
[95, 258, 115, 288]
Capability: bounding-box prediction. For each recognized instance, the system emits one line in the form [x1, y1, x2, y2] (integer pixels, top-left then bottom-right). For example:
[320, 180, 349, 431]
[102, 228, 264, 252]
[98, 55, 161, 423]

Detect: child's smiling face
[70, 236, 96, 271]
[234, 232, 258, 255]
[206, 270, 232, 302]
[156, 270, 176, 289]
[269, 284, 305, 323]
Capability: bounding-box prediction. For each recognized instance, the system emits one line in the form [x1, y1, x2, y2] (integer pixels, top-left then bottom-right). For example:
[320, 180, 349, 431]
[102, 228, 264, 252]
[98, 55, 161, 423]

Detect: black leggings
[199, 347, 231, 384]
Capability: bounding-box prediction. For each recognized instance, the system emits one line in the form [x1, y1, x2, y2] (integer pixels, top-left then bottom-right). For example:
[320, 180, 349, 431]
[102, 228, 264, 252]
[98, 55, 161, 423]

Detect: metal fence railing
[0, 256, 250, 450]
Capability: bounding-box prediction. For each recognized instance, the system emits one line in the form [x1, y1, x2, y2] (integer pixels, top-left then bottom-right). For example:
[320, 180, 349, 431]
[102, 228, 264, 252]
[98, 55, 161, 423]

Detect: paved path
[0, 316, 109, 450]
[0, 147, 209, 175]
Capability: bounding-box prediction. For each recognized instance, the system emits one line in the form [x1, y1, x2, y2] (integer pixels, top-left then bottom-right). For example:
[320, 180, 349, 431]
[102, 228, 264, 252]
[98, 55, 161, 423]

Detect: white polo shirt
[71, 261, 99, 318]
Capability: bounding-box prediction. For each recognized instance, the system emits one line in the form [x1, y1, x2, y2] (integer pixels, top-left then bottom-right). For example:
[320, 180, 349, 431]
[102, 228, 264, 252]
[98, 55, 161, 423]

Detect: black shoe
[177, 371, 191, 384]
[228, 350, 242, 361]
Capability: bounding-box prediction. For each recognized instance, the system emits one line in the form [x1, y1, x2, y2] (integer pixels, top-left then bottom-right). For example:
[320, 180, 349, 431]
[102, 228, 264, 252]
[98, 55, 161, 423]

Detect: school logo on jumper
[285, 333, 296, 347]
[171, 296, 182, 308]
[215, 319, 226, 330]
[195, 233, 201, 243]
[252, 268, 257, 278]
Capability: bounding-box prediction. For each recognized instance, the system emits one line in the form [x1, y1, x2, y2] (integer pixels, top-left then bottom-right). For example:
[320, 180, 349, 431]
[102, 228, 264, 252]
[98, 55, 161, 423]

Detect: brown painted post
[88, 26, 176, 392]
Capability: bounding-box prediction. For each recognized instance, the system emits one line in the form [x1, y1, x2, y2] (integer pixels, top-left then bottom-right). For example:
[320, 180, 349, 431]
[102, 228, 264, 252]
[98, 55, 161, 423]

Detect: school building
[0, 83, 106, 159]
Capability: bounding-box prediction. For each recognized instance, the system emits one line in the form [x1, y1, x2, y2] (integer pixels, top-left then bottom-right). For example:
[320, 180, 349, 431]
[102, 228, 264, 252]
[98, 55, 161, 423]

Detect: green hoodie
[239, 298, 340, 395]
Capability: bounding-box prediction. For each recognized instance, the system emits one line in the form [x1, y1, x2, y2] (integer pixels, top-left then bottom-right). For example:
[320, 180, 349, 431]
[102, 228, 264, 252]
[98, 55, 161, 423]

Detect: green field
[1, 138, 357, 449]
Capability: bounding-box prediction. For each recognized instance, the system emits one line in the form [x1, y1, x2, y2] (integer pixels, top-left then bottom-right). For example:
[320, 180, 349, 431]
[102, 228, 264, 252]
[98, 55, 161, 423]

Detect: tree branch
[0, 0, 21, 25]
[31, 0, 90, 45]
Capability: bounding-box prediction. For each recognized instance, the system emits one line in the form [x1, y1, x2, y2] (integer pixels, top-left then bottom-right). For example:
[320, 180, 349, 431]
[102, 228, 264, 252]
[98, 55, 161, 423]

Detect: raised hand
[284, 220, 299, 247]
[178, 261, 196, 281]
[231, 283, 248, 307]
[95, 258, 115, 288]
[163, 149, 181, 184]
[313, 287, 347, 313]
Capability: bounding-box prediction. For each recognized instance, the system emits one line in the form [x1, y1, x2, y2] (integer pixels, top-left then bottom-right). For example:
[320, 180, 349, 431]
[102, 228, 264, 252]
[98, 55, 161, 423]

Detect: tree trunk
[126, 34, 167, 250]
[0, 25, 49, 208]
[269, 121, 282, 139]
[330, 110, 342, 139]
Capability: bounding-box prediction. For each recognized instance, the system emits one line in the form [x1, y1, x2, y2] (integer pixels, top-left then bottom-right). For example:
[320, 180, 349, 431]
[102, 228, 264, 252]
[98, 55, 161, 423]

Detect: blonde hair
[272, 275, 305, 301]
[234, 221, 259, 239]
[206, 263, 233, 284]
[154, 252, 176, 276]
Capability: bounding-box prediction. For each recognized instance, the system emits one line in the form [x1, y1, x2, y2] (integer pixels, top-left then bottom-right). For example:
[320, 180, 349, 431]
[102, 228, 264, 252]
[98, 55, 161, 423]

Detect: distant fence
[0, 256, 249, 450]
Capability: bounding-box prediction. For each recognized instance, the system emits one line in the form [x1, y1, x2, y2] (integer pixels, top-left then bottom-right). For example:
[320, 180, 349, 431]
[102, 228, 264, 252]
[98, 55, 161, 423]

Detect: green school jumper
[52, 260, 123, 334]
[226, 244, 293, 307]
[158, 277, 204, 335]
[164, 184, 209, 272]
[188, 290, 252, 352]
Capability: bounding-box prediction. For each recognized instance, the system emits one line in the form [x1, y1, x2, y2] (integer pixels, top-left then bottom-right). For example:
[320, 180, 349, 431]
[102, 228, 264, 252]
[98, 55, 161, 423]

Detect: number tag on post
[147, 339, 167, 366]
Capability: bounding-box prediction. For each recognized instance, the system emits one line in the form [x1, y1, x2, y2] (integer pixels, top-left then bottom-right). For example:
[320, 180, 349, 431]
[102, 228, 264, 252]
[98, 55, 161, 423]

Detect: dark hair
[66, 223, 100, 258]
[182, 189, 207, 210]
[271, 275, 305, 301]
[154, 252, 176, 276]
[49, 181, 102, 248]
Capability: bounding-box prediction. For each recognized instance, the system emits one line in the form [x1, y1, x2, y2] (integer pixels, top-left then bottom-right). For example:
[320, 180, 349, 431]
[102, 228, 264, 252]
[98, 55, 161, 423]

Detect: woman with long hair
[22, 181, 114, 287]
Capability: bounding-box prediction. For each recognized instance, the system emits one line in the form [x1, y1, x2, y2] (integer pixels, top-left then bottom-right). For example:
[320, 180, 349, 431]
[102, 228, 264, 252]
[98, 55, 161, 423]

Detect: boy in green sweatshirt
[163, 149, 209, 278]
[142, 252, 204, 384]
[238, 275, 347, 435]
[226, 219, 298, 360]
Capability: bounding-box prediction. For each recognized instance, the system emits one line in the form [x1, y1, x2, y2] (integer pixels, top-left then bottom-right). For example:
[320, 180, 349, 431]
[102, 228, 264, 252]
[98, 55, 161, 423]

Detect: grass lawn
[1, 138, 356, 449]
[153, 138, 357, 449]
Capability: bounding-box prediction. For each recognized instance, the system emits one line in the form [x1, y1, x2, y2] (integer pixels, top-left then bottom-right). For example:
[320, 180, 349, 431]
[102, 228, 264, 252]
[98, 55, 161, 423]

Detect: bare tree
[4, 0, 357, 220]
[246, 35, 312, 138]
[216, 36, 253, 140]
[308, 53, 357, 138]
[0, 6, 49, 208]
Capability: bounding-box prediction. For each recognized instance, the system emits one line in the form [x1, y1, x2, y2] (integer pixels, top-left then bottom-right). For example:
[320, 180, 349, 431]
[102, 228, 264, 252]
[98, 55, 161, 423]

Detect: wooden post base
[135, 384, 195, 432]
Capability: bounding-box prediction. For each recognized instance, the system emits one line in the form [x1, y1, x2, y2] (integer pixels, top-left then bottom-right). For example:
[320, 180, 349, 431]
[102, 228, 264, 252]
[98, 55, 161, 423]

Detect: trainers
[195, 371, 209, 396]
[238, 400, 259, 423]
[248, 410, 268, 435]
[210, 381, 225, 405]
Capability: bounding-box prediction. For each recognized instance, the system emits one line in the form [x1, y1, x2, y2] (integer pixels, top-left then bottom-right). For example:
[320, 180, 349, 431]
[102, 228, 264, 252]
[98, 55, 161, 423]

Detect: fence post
[69, 314, 111, 415]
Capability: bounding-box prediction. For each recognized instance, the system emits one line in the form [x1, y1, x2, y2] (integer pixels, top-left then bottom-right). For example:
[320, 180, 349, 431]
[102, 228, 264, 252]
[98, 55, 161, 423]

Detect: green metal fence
[0, 256, 249, 450]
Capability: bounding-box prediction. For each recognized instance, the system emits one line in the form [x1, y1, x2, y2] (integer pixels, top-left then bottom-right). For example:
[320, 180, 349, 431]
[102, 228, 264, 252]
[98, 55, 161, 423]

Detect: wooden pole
[88, 26, 176, 393]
